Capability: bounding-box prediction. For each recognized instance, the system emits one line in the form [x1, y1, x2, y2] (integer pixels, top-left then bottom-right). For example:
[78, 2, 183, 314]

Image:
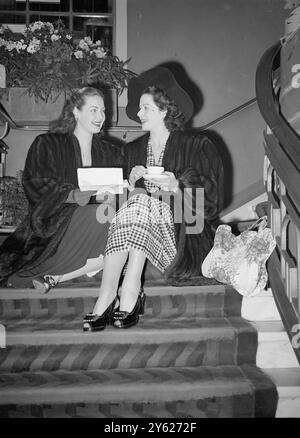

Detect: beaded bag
[202, 217, 276, 296]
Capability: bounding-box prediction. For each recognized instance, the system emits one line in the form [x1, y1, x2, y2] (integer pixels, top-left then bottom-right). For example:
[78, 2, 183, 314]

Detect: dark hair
[49, 87, 105, 133]
[143, 85, 185, 131]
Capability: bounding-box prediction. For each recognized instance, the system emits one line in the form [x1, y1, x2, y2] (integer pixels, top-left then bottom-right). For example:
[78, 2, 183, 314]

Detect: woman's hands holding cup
[150, 171, 179, 192]
[129, 165, 147, 187]
[129, 165, 179, 192]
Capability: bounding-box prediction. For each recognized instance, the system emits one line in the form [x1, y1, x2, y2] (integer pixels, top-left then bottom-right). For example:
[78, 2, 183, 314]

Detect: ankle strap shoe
[113, 289, 146, 329]
[83, 297, 117, 332]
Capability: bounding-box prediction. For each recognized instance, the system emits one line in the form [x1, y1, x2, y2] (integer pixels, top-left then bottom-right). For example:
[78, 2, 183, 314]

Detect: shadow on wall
[154, 61, 233, 209]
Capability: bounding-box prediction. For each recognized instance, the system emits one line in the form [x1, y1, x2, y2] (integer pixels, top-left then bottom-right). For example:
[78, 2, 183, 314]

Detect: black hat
[126, 66, 194, 123]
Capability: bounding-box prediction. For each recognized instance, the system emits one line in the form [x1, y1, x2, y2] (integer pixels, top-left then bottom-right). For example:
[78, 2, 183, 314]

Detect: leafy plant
[0, 20, 136, 102]
[0, 174, 28, 226]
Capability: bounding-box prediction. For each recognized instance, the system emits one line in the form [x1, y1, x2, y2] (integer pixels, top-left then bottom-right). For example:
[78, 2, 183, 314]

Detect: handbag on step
[201, 216, 276, 296]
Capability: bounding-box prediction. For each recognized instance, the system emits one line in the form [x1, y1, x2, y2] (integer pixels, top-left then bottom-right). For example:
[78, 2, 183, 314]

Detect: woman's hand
[129, 165, 146, 187]
[151, 171, 179, 192]
[96, 191, 115, 204]
[66, 189, 97, 206]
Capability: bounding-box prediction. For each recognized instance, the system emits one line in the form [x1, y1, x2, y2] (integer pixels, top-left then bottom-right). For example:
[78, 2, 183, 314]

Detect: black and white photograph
[0, 0, 299, 421]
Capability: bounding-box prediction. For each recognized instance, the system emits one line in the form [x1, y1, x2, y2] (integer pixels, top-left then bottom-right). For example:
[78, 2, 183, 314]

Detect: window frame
[0, 0, 116, 52]
[0, 0, 129, 117]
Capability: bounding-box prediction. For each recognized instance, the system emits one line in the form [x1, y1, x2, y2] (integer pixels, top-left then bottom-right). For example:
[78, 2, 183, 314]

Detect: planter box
[0, 87, 118, 126]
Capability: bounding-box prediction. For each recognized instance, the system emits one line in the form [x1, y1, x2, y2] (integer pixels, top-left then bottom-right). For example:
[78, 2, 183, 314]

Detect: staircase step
[0, 285, 242, 319]
[0, 316, 257, 370]
[252, 321, 299, 368]
[263, 368, 300, 417]
[0, 283, 278, 417]
[241, 288, 281, 321]
[0, 364, 278, 418]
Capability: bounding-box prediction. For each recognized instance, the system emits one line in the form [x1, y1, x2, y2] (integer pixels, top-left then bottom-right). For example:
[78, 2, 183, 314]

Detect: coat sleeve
[22, 134, 76, 237]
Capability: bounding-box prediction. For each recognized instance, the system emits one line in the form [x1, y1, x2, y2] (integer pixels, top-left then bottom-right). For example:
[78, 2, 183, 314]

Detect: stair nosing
[0, 284, 226, 299]
[258, 332, 290, 342]
[262, 367, 300, 387]
[0, 381, 254, 405]
[0, 365, 256, 405]
[5, 320, 251, 346]
[251, 321, 285, 332]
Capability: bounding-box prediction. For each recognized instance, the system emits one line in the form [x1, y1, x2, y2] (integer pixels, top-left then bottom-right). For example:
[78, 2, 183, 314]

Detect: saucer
[144, 173, 169, 181]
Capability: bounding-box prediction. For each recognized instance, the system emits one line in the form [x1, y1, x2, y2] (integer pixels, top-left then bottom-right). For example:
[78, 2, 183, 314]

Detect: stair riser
[256, 339, 300, 368]
[0, 283, 278, 418]
[275, 392, 300, 417]
[0, 336, 257, 372]
[0, 293, 241, 320]
[0, 396, 261, 418]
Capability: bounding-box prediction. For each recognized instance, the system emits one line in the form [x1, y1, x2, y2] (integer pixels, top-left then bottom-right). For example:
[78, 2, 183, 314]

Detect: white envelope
[77, 167, 125, 194]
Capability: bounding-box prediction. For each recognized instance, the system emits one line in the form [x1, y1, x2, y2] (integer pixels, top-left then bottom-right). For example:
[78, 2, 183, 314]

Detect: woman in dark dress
[0, 87, 123, 292]
[83, 67, 224, 331]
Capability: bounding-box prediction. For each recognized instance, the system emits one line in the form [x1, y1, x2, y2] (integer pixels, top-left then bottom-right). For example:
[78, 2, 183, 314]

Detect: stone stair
[242, 289, 300, 417]
[0, 284, 278, 418]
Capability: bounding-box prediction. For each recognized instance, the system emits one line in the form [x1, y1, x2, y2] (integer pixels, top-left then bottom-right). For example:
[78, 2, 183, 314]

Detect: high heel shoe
[83, 297, 117, 332]
[139, 288, 146, 316]
[113, 289, 146, 329]
[32, 275, 57, 294]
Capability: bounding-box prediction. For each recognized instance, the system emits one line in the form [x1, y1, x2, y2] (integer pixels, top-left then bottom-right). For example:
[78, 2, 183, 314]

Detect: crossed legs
[93, 249, 147, 315]
[56, 255, 104, 283]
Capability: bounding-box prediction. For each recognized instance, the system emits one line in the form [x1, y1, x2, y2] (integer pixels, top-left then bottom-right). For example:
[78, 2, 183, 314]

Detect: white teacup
[146, 166, 164, 175]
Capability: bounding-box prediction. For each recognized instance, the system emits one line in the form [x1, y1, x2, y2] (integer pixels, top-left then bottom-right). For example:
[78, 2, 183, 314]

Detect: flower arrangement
[0, 20, 135, 102]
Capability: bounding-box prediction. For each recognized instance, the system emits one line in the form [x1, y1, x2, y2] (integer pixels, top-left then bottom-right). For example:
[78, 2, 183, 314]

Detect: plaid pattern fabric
[105, 193, 176, 272]
[144, 140, 166, 193]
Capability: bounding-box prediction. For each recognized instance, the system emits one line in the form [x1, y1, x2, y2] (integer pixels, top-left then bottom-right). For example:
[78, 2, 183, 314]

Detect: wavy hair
[49, 87, 105, 133]
[143, 85, 185, 131]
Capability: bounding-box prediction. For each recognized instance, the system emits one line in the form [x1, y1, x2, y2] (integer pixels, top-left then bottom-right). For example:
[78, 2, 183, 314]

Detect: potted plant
[0, 20, 136, 124]
[0, 171, 28, 228]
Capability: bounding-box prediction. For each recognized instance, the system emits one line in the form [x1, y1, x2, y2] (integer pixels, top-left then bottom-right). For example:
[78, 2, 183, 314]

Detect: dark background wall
[3, 0, 289, 214]
[127, 0, 286, 124]
[126, 0, 287, 210]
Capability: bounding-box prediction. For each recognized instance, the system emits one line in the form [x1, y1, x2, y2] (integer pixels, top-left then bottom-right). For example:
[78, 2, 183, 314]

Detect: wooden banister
[256, 41, 300, 364]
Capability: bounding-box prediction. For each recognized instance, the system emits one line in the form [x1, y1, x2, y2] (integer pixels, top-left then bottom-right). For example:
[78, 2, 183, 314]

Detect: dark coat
[124, 130, 224, 283]
[0, 132, 123, 283]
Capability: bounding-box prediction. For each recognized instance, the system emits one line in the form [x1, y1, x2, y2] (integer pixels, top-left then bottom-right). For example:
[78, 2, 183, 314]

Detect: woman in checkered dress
[83, 67, 223, 331]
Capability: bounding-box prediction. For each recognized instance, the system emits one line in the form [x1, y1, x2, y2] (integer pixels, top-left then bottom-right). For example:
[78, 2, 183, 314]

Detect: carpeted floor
[0, 283, 278, 417]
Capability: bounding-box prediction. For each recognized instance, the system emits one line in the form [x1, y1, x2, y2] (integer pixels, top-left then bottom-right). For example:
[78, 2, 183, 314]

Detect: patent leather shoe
[113, 289, 146, 329]
[83, 298, 117, 332]
[139, 288, 146, 316]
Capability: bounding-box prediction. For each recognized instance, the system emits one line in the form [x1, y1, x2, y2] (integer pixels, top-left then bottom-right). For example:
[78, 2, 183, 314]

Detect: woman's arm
[23, 134, 75, 207]
[22, 134, 77, 236]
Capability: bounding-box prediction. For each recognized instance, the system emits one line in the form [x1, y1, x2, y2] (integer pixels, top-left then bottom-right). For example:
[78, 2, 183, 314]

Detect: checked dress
[105, 141, 177, 272]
